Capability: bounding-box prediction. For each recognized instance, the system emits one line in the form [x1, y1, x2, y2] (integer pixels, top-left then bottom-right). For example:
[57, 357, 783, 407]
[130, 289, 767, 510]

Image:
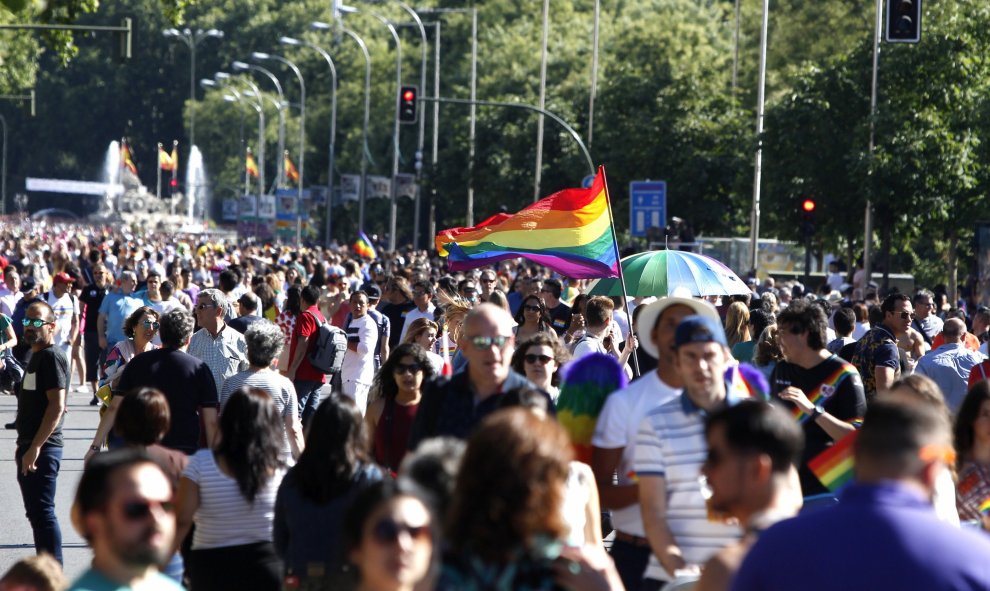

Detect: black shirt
[117, 348, 219, 454]
[228, 314, 264, 334]
[547, 302, 573, 337]
[79, 285, 109, 331]
[770, 355, 866, 496]
[379, 300, 417, 348]
[16, 346, 68, 448]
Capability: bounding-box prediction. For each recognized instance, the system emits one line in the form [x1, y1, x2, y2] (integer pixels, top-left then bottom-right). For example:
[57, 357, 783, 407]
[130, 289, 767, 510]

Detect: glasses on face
[897, 311, 915, 320]
[481, 277, 496, 284]
[469, 335, 511, 350]
[142, 320, 161, 330]
[121, 499, 175, 521]
[524, 353, 552, 365]
[22, 318, 54, 328]
[196, 303, 217, 311]
[524, 305, 542, 313]
[394, 362, 423, 375]
[371, 517, 431, 545]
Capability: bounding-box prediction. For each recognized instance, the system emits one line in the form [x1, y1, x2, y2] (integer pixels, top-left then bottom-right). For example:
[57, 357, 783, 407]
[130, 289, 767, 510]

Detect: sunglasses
[196, 303, 217, 310]
[469, 335, 511, 350]
[524, 305, 542, 313]
[121, 500, 175, 521]
[524, 354, 552, 365]
[22, 318, 54, 328]
[394, 363, 423, 375]
[142, 320, 161, 330]
[371, 518, 431, 545]
[896, 311, 915, 320]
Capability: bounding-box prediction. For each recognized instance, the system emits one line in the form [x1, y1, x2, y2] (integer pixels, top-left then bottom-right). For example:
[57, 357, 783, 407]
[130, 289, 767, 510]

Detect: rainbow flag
[246, 148, 259, 179]
[791, 362, 860, 424]
[808, 430, 858, 493]
[120, 141, 138, 174]
[284, 150, 299, 184]
[979, 497, 990, 515]
[435, 167, 620, 279]
[353, 231, 377, 260]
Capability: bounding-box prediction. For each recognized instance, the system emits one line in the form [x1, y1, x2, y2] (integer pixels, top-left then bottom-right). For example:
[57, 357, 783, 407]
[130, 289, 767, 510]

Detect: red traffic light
[802, 199, 816, 212]
[169, 179, 178, 188]
[402, 89, 415, 101]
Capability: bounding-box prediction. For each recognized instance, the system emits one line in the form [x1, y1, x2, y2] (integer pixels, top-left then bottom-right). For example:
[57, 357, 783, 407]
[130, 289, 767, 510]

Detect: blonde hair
[724, 301, 751, 348]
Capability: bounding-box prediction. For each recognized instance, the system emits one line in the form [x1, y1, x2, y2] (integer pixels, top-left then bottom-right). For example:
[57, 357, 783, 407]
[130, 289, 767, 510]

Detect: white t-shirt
[591, 370, 680, 536]
[398, 304, 436, 343]
[46, 291, 77, 347]
[183, 449, 285, 550]
[342, 313, 378, 386]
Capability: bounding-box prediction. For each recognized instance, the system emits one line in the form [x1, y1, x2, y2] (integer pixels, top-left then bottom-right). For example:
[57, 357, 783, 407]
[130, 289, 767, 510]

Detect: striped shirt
[634, 393, 741, 577]
[188, 325, 249, 395]
[183, 449, 285, 550]
[220, 369, 299, 461]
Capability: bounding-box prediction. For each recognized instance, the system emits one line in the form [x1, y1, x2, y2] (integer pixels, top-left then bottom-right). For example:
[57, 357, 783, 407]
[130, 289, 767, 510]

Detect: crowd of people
[1, 220, 990, 591]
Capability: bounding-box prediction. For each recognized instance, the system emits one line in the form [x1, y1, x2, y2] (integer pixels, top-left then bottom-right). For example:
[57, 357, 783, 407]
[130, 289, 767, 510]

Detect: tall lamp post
[313, 21, 372, 234]
[163, 28, 223, 147]
[217, 71, 267, 237]
[233, 61, 287, 190]
[280, 36, 338, 247]
[367, 0, 428, 249]
[414, 7, 477, 227]
[0, 115, 6, 218]
[339, 5, 403, 252]
[254, 52, 307, 246]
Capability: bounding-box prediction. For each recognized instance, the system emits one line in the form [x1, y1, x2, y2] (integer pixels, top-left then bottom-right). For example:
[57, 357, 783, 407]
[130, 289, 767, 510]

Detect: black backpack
[306, 311, 347, 376]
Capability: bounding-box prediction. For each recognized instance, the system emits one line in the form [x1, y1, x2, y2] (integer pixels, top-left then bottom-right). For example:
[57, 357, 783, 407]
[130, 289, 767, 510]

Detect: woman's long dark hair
[955, 380, 990, 466]
[285, 285, 303, 317]
[513, 294, 551, 330]
[372, 343, 436, 401]
[215, 387, 284, 502]
[293, 395, 371, 504]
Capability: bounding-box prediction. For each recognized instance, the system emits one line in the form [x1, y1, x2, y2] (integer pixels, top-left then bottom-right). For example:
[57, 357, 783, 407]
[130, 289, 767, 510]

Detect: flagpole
[156, 143, 163, 201]
[600, 165, 640, 378]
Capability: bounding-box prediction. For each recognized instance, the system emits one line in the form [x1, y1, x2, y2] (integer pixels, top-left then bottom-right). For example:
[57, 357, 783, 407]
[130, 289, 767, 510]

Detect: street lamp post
[163, 28, 223, 148]
[0, 115, 6, 218]
[217, 72, 267, 238]
[416, 7, 477, 225]
[280, 36, 338, 247]
[201, 78, 246, 165]
[254, 52, 307, 247]
[367, 0, 428, 249]
[339, 5, 403, 252]
[233, 61, 286, 190]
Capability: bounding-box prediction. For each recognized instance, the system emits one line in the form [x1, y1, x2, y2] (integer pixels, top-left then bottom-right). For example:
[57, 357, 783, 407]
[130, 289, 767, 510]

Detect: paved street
[0, 384, 100, 580]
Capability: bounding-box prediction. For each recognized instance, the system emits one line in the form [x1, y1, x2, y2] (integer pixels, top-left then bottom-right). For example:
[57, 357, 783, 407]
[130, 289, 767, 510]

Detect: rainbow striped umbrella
[587, 249, 749, 297]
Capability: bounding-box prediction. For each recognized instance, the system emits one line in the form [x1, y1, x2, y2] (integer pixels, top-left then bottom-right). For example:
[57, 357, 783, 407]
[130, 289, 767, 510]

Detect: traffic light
[168, 178, 178, 198]
[800, 198, 816, 237]
[885, 0, 921, 43]
[399, 85, 418, 124]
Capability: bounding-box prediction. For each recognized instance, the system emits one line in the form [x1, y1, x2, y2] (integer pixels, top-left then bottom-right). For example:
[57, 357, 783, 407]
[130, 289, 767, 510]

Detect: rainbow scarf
[792, 363, 860, 424]
[808, 430, 858, 493]
[556, 352, 628, 465]
[435, 167, 620, 279]
[979, 497, 990, 516]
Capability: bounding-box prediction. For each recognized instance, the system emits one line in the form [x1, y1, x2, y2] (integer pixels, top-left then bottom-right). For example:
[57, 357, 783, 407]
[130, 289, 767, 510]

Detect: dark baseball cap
[361, 283, 382, 301]
[674, 315, 729, 349]
[20, 277, 37, 292]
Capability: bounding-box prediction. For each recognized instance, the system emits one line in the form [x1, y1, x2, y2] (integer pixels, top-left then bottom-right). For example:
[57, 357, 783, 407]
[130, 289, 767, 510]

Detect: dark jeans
[188, 541, 282, 591]
[294, 379, 324, 428]
[15, 444, 62, 564]
[83, 330, 102, 383]
[610, 537, 652, 591]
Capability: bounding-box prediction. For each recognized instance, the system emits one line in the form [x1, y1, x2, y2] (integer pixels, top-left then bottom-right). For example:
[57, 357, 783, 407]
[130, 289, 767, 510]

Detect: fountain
[185, 145, 209, 224]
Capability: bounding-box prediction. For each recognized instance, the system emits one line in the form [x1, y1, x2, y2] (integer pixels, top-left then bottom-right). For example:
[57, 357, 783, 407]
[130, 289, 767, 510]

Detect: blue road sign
[629, 181, 666, 237]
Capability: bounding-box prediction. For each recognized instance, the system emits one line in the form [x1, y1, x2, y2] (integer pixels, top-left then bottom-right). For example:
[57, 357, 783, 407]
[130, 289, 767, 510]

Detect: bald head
[942, 318, 965, 343]
[462, 302, 515, 336]
[459, 303, 516, 394]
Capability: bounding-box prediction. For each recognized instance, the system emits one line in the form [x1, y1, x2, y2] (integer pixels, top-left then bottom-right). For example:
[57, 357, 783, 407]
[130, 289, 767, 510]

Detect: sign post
[629, 180, 666, 237]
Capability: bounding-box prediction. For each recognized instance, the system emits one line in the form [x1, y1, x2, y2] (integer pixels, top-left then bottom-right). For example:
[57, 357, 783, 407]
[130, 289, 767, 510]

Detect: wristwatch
[810, 404, 825, 420]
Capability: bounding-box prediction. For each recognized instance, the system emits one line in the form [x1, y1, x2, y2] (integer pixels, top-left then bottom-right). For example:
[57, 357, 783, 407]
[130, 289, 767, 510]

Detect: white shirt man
[47, 273, 79, 353]
[340, 291, 379, 414]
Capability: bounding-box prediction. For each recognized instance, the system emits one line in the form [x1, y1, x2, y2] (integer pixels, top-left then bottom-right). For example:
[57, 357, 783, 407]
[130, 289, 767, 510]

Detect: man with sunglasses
[852, 293, 913, 401]
[15, 301, 69, 565]
[408, 303, 551, 449]
[733, 401, 990, 591]
[68, 449, 183, 590]
[770, 299, 866, 498]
